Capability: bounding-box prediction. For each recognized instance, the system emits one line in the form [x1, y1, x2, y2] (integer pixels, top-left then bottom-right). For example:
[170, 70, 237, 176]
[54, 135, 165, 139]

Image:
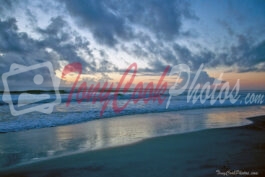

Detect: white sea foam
[0, 91, 264, 132]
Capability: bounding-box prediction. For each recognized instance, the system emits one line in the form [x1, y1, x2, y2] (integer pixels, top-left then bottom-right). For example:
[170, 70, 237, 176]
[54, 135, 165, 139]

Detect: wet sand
[0, 115, 264, 177]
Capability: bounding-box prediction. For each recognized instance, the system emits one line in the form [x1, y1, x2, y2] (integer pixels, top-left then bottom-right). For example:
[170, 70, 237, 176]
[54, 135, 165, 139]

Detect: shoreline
[0, 106, 263, 170]
[0, 115, 264, 177]
[1, 105, 262, 134]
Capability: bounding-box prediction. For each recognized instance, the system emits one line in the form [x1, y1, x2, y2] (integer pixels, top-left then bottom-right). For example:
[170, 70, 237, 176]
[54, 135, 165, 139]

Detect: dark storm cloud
[120, 35, 215, 73]
[0, 0, 265, 91]
[0, 0, 14, 14]
[61, 0, 133, 46]
[0, 17, 85, 69]
[0, 18, 60, 89]
[121, 30, 265, 73]
[0, 17, 117, 90]
[214, 35, 265, 72]
[115, 0, 197, 39]
[0, 16, 118, 72]
[0, 18, 49, 68]
[217, 19, 235, 36]
[61, 0, 197, 46]
[36, 17, 95, 70]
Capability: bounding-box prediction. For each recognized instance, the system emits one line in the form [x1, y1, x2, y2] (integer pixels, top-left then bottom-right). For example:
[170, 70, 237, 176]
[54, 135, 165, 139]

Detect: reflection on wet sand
[0, 106, 264, 168]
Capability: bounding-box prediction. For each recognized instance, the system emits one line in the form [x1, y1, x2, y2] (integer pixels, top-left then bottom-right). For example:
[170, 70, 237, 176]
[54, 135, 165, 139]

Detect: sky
[0, 0, 265, 91]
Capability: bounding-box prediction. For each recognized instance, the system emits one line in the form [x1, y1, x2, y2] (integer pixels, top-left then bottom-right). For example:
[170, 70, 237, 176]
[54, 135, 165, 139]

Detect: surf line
[61, 63, 170, 116]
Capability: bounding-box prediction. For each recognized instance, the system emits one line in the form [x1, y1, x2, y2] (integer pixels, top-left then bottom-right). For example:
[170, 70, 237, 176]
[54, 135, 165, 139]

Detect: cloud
[214, 35, 265, 72]
[176, 70, 220, 90]
[61, 0, 198, 46]
[217, 19, 235, 36]
[61, 0, 132, 46]
[0, 0, 265, 92]
[0, 17, 117, 90]
[0, 18, 58, 90]
[0, 0, 15, 16]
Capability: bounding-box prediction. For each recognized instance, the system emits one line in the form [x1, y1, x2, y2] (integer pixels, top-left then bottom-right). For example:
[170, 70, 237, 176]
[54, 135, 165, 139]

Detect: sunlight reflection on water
[0, 106, 264, 169]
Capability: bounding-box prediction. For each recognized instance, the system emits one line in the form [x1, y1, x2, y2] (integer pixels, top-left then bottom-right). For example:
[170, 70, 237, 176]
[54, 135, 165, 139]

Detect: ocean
[0, 90, 265, 169]
[0, 90, 264, 132]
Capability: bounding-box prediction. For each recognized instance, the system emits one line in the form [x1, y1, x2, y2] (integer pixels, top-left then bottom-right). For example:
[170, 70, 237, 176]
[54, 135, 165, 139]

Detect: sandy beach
[1, 0, 265, 176]
[0, 114, 264, 177]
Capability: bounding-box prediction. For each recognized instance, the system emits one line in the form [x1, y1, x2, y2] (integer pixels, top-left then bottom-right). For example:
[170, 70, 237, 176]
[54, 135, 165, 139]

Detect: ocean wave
[0, 91, 264, 132]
